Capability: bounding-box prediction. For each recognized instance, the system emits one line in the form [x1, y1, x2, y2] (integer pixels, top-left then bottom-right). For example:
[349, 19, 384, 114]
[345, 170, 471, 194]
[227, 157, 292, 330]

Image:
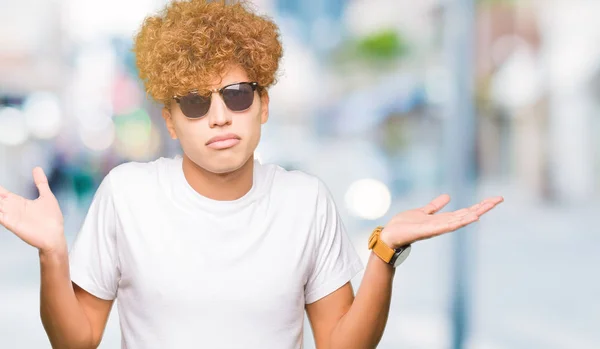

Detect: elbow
[40, 314, 97, 349]
[329, 327, 381, 349]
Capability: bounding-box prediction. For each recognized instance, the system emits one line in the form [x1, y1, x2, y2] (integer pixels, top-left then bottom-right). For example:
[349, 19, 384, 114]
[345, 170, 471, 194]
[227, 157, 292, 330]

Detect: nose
[207, 93, 232, 128]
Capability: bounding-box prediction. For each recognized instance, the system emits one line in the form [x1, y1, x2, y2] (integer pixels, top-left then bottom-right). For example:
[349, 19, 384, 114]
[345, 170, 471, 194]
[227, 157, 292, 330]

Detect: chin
[208, 162, 245, 174]
[190, 152, 253, 175]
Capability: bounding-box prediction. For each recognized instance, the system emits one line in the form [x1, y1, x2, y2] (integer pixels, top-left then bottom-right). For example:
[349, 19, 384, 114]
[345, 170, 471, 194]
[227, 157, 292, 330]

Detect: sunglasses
[173, 81, 260, 119]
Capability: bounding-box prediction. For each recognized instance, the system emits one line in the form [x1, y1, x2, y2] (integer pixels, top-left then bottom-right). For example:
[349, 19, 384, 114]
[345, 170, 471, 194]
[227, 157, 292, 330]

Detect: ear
[161, 106, 178, 140]
[259, 91, 269, 125]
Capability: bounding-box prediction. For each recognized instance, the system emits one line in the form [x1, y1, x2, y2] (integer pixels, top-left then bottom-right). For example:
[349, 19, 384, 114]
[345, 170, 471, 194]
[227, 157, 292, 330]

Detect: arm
[0, 167, 114, 348]
[307, 194, 504, 349]
[305, 282, 355, 349]
[306, 254, 393, 349]
[329, 253, 394, 349]
[39, 243, 114, 349]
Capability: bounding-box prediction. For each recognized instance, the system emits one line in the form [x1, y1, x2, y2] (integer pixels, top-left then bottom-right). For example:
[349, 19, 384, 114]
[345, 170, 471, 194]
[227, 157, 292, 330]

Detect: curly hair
[132, 0, 283, 106]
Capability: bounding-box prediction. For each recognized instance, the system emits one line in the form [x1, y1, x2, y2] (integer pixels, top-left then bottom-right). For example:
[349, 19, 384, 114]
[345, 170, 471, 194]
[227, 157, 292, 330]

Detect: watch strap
[368, 226, 395, 264]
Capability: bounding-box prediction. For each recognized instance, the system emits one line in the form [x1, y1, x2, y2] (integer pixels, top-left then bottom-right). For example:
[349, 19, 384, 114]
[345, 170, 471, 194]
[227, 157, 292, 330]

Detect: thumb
[421, 194, 451, 215]
[33, 167, 52, 197]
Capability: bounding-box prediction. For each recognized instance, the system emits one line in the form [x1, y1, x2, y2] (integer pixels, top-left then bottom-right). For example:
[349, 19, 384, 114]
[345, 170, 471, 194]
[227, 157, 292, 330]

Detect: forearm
[330, 252, 395, 349]
[39, 242, 94, 349]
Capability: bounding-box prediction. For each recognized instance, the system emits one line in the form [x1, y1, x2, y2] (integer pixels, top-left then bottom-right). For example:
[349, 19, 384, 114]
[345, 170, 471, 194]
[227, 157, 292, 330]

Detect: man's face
[162, 65, 269, 174]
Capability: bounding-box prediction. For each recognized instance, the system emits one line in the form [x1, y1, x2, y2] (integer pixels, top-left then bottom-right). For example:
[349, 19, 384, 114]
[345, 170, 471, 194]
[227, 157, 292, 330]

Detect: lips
[206, 133, 241, 146]
[206, 133, 241, 150]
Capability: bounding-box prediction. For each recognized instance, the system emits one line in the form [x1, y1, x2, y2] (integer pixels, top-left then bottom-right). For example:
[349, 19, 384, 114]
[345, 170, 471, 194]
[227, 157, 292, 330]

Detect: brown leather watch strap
[368, 226, 395, 264]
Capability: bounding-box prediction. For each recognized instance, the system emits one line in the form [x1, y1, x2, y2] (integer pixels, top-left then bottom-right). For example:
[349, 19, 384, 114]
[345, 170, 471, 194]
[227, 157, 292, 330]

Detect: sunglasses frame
[172, 81, 260, 119]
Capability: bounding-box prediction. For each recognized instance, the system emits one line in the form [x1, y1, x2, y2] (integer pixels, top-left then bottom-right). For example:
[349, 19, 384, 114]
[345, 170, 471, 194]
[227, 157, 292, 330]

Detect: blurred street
[2, 0, 600, 348]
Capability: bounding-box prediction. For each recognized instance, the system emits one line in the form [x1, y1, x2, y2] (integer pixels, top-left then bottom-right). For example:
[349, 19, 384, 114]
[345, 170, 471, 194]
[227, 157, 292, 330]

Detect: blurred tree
[331, 28, 409, 70]
[355, 29, 408, 62]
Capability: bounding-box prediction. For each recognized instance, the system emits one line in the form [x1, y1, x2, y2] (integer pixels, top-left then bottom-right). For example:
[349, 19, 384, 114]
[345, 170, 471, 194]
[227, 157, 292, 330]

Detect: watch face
[392, 245, 411, 267]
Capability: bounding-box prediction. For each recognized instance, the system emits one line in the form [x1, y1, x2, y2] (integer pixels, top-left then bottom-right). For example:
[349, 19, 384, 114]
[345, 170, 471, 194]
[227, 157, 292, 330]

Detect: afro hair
[132, 0, 283, 106]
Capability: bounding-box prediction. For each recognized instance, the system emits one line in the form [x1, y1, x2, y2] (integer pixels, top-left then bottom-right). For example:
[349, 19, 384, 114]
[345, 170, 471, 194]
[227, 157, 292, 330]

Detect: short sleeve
[69, 171, 120, 300]
[304, 179, 365, 304]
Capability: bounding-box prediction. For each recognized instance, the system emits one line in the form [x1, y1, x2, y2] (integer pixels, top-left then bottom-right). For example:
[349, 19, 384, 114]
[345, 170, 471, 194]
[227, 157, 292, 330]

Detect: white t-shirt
[69, 154, 364, 349]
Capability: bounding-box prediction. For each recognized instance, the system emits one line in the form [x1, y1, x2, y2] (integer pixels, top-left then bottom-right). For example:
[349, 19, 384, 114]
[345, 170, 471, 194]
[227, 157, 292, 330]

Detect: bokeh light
[79, 120, 116, 152]
[0, 107, 29, 146]
[22, 91, 63, 139]
[345, 178, 392, 220]
[114, 108, 161, 159]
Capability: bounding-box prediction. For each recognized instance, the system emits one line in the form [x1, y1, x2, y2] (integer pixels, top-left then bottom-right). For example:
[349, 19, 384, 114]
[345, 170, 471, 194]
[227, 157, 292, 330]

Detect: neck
[181, 154, 254, 201]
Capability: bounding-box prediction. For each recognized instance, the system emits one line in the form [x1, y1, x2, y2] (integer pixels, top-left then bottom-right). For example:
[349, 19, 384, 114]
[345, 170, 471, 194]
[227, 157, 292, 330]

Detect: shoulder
[108, 157, 163, 178]
[262, 162, 332, 205]
[102, 156, 176, 199]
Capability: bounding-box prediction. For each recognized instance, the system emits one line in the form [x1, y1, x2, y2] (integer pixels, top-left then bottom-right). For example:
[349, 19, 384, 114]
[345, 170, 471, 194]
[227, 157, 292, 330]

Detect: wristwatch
[368, 226, 411, 268]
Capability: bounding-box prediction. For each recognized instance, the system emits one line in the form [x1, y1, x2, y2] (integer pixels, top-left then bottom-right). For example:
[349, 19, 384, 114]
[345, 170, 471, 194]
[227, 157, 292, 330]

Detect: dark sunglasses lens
[222, 83, 255, 111]
[180, 94, 211, 118]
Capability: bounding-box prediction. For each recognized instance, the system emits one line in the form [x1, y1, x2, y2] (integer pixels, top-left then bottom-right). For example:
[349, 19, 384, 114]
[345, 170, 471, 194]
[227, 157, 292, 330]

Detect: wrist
[39, 236, 68, 258]
[369, 226, 413, 268]
[380, 228, 414, 250]
[379, 228, 397, 249]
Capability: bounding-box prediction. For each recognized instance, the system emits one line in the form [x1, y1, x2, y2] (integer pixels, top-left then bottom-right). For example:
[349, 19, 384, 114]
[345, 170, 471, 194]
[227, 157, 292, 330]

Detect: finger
[33, 167, 52, 197]
[434, 208, 470, 221]
[0, 185, 9, 198]
[447, 213, 479, 231]
[438, 213, 479, 233]
[466, 196, 502, 211]
[451, 208, 471, 217]
[421, 194, 451, 215]
[471, 196, 504, 216]
[0, 198, 5, 225]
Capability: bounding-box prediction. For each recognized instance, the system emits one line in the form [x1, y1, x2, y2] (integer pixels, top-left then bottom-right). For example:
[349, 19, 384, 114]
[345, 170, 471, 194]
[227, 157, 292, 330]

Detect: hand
[380, 194, 504, 248]
[0, 167, 66, 253]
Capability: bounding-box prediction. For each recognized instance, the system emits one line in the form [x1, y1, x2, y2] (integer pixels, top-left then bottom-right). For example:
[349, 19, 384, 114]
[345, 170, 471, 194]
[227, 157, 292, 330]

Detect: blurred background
[1, 0, 599, 348]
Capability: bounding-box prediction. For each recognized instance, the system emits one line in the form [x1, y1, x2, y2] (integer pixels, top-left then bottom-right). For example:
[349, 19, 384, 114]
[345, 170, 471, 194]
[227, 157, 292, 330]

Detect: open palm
[0, 167, 65, 252]
[381, 194, 504, 248]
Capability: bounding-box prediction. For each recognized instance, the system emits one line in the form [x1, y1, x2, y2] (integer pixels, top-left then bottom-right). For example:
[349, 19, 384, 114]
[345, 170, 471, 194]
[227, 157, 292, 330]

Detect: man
[0, 1, 503, 348]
